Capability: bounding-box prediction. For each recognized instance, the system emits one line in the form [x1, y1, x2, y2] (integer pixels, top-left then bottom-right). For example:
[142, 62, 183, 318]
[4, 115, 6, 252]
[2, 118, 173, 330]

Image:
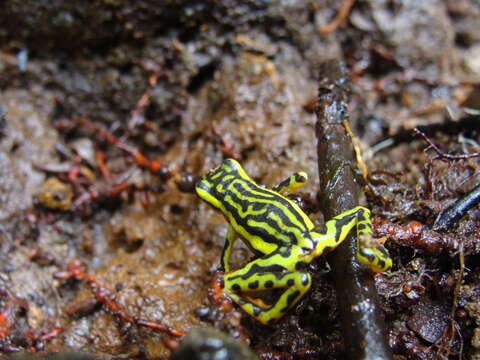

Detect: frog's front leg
[209, 225, 237, 310]
[223, 249, 311, 325]
[271, 171, 308, 196]
[218, 225, 237, 272]
[309, 206, 392, 273]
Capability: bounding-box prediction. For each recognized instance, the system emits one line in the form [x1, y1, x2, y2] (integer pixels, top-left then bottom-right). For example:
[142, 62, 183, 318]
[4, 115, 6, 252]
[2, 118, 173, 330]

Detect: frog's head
[195, 158, 245, 209]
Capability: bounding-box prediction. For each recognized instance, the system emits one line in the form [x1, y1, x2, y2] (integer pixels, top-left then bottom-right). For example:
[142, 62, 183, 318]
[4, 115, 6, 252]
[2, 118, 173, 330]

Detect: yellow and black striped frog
[196, 158, 391, 325]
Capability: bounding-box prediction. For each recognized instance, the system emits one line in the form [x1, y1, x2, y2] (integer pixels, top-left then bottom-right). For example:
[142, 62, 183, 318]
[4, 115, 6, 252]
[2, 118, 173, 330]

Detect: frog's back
[196, 159, 313, 249]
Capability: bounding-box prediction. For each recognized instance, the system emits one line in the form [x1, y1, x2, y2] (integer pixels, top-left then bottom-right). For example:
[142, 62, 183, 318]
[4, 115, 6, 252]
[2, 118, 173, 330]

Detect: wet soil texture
[1, 1, 480, 359]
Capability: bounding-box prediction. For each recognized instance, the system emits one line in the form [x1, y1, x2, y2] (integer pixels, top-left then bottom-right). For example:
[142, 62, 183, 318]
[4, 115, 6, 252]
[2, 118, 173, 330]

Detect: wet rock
[172, 327, 258, 360]
[0, 90, 58, 219]
[406, 298, 450, 344]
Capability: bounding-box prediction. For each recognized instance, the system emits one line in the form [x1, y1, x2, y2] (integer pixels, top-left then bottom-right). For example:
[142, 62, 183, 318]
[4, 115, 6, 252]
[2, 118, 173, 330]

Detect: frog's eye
[206, 165, 220, 175]
[294, 173, 308, 184]
[222, 158, 241, 173]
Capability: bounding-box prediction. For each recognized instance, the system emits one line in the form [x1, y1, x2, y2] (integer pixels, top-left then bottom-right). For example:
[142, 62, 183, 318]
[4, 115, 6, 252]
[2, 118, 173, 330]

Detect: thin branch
[318, 0, 356, 34]
[316, 60, 393, 360]
[414, 128, 480, 160]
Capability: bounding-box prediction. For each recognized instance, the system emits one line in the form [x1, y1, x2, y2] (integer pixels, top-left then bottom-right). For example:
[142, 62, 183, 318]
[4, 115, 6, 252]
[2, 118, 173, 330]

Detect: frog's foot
[357, 233, 392, 273]
[208, 271, 233, 312]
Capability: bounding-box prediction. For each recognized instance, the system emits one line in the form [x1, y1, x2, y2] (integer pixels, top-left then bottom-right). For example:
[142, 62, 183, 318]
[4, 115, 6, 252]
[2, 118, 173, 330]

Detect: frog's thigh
[224, 258, 311, 324]
[226, 271, 311, 324]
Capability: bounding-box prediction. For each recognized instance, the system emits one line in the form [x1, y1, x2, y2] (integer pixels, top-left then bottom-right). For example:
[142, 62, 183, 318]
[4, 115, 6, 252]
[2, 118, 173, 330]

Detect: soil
[0, 1, 479, 359]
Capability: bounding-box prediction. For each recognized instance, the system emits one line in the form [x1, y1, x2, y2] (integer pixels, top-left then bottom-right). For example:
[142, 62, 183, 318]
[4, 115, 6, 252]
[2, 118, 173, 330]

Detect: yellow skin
[196, 159, 392, 325]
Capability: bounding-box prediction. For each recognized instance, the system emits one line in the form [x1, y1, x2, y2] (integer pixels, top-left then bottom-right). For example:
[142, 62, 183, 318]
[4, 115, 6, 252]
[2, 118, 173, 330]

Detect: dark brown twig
[315, 60, 393, 360]
[414, 128, 480, 160]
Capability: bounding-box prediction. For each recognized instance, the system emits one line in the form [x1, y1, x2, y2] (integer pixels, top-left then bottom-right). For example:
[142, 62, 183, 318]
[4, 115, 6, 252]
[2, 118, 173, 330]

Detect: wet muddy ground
[1, 1, 480, 359]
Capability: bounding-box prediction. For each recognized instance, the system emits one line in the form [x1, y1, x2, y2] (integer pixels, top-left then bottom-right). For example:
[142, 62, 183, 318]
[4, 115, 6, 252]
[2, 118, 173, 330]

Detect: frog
[195, 158, 392, 325]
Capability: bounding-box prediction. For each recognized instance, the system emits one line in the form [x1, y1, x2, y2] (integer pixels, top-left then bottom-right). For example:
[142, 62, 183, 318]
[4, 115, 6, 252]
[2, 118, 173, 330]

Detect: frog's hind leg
[225, 271, 311, 325]
[271, 171, 308, 196]
[223, 251, 311, 325]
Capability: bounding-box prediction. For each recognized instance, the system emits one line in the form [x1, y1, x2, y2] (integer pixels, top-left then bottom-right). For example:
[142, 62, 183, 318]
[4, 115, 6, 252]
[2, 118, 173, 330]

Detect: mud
[0, 1, 480, 359]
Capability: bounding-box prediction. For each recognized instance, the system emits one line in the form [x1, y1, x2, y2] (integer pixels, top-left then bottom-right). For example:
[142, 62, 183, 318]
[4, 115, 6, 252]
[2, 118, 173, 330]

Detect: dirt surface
[1, 1, 480, 359]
